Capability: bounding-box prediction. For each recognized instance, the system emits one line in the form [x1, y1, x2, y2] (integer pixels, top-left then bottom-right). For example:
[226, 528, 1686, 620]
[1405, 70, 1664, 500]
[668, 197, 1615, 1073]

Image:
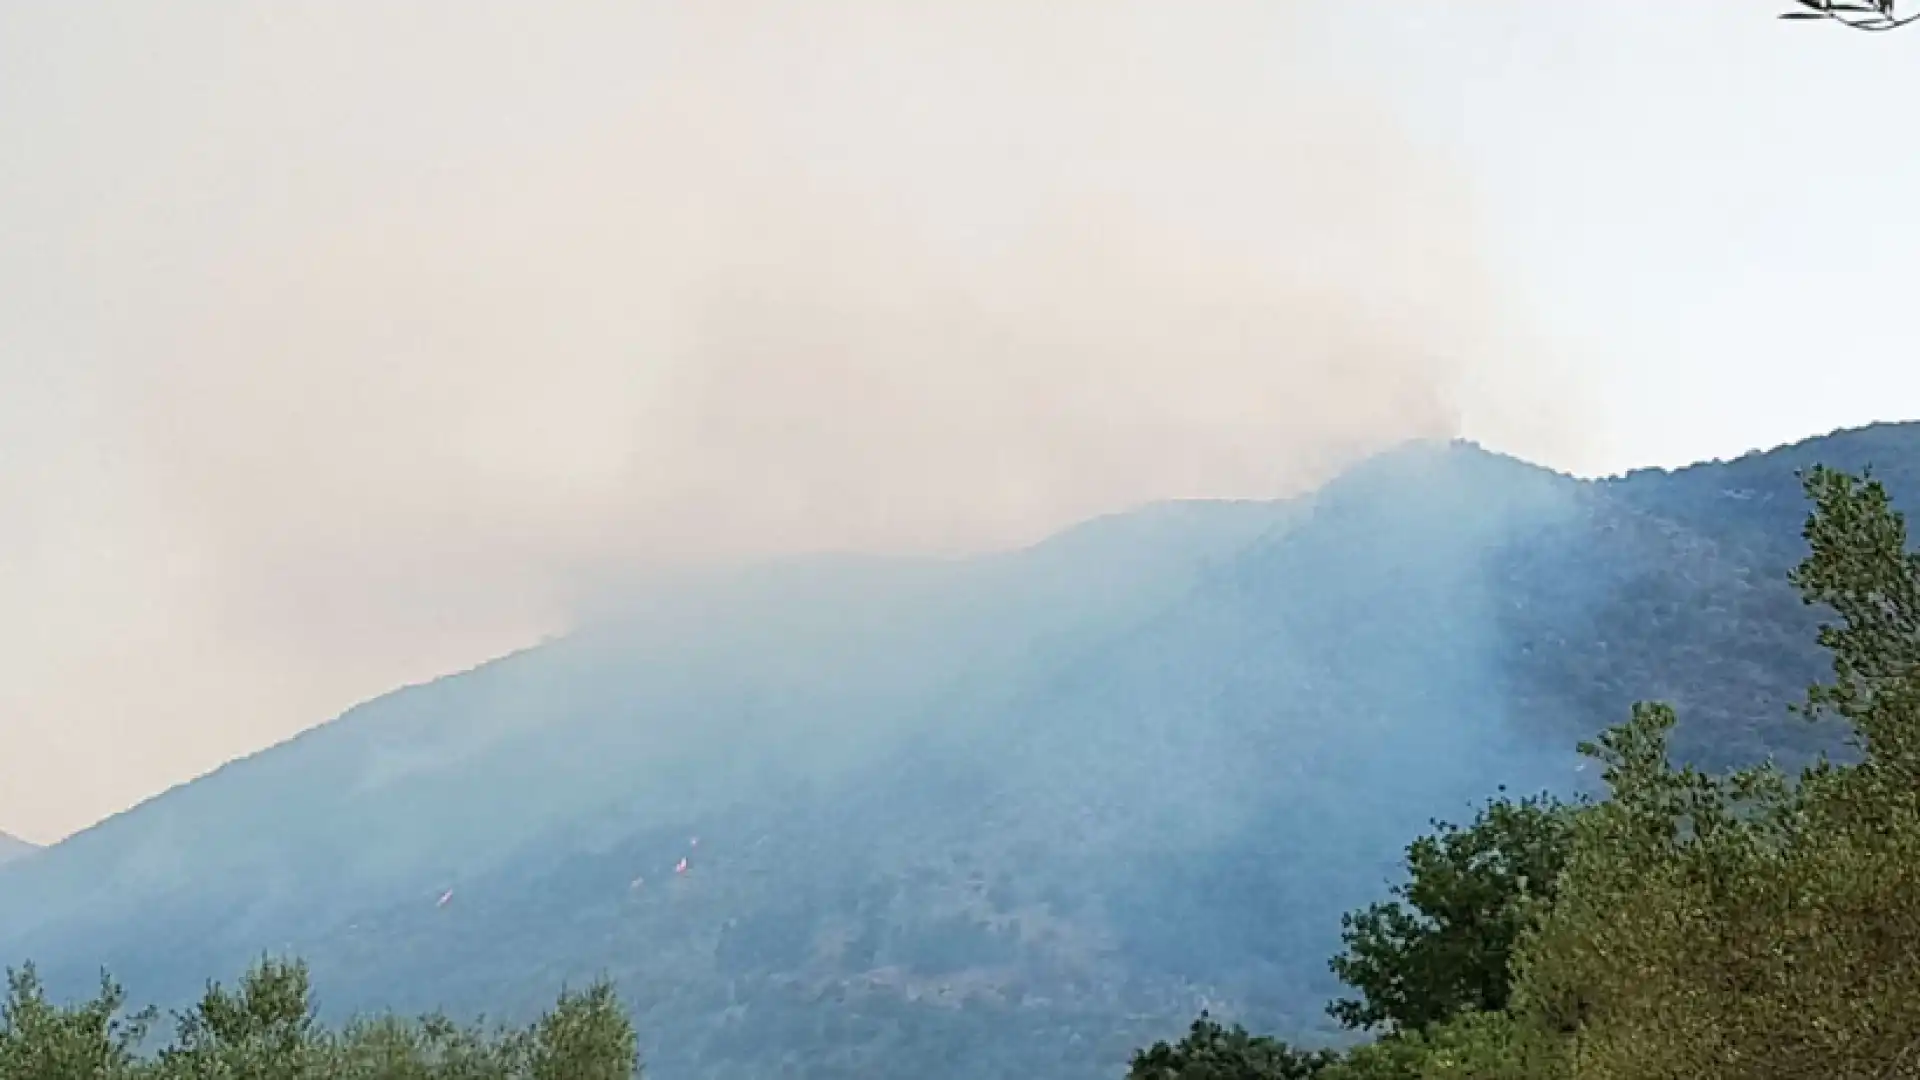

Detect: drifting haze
[0, 1, 1566, 840]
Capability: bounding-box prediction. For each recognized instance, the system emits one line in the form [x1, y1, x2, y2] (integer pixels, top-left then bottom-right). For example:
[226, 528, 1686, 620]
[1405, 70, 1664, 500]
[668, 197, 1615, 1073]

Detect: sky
[1, 2, 1916, 843]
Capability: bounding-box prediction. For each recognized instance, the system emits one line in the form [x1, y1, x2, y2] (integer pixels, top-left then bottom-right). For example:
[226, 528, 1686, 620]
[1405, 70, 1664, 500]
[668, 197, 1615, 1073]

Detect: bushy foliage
[1328, 793, 1574, 1034]
[1314, 1011, 1563, 1080]
[1128, 1012, 1339, 1080]
[0, 966, 151, 1080]
[0, 957, 641, 1080]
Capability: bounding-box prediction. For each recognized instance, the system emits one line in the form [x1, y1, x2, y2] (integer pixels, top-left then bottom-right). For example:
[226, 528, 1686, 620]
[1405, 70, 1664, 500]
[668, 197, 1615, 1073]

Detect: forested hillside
[1130, 450, 1920, 1079]
[4, 423, 1915, 1080]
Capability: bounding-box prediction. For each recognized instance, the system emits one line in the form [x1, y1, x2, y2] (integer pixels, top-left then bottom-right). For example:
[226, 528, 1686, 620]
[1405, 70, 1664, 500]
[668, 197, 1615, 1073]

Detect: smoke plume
[0, 1, 1563, 839]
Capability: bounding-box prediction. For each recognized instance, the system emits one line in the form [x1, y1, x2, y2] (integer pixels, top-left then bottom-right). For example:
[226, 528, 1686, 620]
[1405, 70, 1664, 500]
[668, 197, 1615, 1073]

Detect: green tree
[1327, 793, 1575, 1034]
[1317, 1011, 1563, 1080]
[329, 1011, 532, 1080]
[525, 980, 639, 1080]
[1127, 1012, 1339, 1080]
[0, 964, 154, 1080]
[153, 956, 327, 1080]
[1792, 465, 1920, 798]
[0, 954, 652, 1079]
[1503, 465, 1920, 1080]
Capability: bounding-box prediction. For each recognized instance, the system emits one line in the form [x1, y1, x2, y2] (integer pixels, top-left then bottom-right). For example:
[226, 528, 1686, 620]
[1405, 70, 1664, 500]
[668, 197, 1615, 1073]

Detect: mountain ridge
[0, 831, 35, 866]
[4, 422, 1916, 1080]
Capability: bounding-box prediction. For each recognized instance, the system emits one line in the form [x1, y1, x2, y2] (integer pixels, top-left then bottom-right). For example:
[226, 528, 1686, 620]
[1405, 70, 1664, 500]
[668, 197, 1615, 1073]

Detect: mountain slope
[3, 423, 1916, 1080]
[0, 831, 34, 866]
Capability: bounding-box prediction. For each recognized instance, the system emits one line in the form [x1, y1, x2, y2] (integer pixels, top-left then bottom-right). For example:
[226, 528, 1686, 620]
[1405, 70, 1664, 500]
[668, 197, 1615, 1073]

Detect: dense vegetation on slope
[1132, 459, 1920, 1078]
[4, 423, 1917, 1079]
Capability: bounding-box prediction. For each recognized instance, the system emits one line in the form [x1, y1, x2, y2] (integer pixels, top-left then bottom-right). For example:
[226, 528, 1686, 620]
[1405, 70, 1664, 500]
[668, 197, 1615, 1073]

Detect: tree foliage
[1327, 793, 1575, 1034]
[0, 957, 642, 1080]
[0, 965, 152, 1080]
[1127, 1012, 1339, 1080]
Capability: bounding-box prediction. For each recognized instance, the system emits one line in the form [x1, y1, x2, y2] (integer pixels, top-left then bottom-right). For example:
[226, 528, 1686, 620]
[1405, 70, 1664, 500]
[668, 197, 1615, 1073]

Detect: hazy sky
[2, 2, 1915, 843]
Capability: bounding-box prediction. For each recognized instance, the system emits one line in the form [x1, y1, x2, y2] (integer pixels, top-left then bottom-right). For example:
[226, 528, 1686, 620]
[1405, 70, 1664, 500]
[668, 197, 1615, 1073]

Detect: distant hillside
[0, 831, 35, 866]
[2, 422, 1914, 1080]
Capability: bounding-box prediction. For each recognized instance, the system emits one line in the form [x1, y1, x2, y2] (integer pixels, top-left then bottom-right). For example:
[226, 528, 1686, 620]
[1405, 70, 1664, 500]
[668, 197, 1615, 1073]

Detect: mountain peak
[1305, 436, 1579, 532]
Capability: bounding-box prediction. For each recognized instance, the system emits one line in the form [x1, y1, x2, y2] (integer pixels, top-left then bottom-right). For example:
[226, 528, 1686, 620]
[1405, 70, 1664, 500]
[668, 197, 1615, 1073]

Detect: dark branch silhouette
[1780, 0, 1920, 31]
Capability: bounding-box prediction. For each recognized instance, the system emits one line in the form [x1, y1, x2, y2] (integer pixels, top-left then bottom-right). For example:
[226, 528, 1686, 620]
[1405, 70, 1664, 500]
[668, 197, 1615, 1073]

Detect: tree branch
[1779, 0, 1920, 31]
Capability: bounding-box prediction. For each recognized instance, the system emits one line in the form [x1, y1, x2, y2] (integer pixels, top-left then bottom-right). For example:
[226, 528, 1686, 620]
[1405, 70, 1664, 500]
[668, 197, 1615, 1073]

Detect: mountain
[0, 831, 35, 866]
[3, 422, 1916, 1080]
